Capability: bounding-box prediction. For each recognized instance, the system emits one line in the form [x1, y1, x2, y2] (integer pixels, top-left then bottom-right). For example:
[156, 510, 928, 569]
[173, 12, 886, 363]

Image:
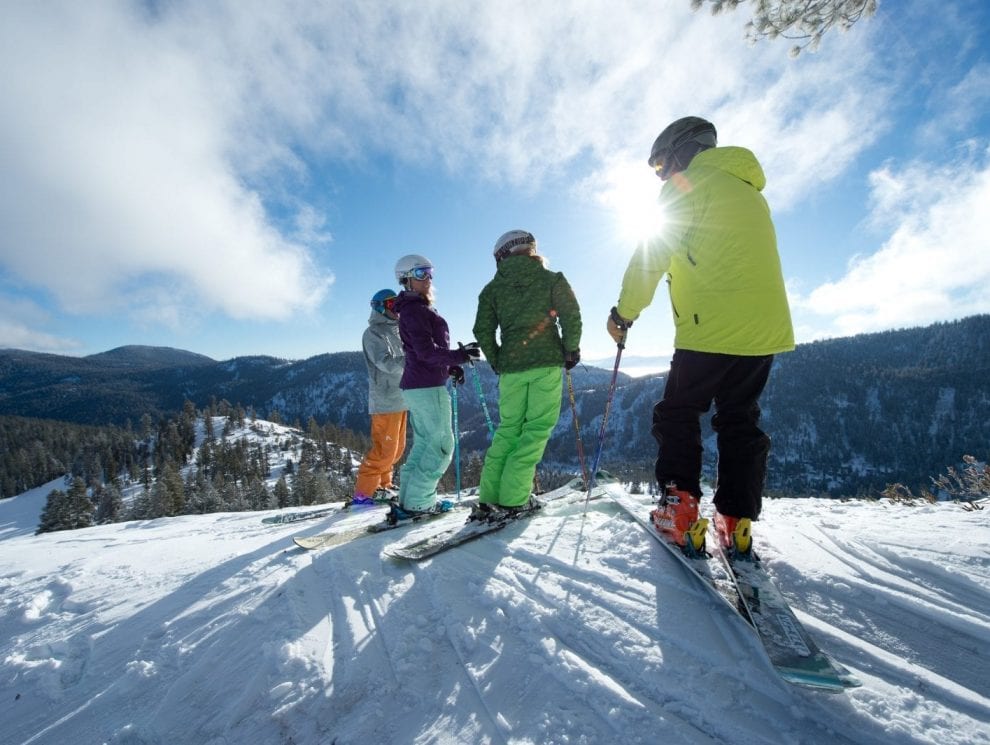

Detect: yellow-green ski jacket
[616, 146, 794, 356]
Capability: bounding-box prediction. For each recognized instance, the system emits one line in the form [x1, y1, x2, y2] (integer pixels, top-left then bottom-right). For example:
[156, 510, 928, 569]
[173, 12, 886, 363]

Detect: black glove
[460, 342, 482, 362]
[449, 365, 465, 385]
[564, 349, 580, 370]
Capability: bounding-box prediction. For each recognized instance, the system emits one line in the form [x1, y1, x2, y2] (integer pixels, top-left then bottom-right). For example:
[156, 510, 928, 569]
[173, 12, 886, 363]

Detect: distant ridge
[2, 315, 988, 496]
[85, 345, 216, 369]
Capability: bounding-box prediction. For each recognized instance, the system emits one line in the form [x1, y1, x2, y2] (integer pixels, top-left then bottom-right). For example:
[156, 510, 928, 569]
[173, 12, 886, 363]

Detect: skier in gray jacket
[352, 289, 407, 505]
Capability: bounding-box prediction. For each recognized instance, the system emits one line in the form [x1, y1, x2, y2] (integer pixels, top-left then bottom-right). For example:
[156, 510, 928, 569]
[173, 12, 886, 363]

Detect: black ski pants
[651, 349, 773, 520]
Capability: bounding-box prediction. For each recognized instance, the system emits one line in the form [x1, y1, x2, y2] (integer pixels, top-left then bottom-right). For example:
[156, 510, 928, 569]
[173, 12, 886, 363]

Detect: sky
[1, 0, 989, 364]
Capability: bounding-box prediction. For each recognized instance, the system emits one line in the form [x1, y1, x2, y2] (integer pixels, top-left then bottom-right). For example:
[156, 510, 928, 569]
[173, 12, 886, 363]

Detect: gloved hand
[449, 365, 465, 385]
[564, 349, 580, 370]
[460, 342, 482, 362]
[607, 306, 633, 345]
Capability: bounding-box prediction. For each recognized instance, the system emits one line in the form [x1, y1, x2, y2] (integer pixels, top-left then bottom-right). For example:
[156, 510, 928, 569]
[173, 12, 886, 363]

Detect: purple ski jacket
[393, 290, 469, 390]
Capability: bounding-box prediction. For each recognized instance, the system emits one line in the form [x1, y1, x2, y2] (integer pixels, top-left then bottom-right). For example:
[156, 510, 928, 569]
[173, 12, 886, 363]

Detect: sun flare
[599, 161, 667, 245]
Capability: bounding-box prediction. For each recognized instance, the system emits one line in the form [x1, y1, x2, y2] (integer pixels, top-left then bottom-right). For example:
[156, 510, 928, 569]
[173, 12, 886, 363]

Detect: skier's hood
[493, 254, 546, 288]
[691, 146, 766, 191]
[367, 309, 398, 326]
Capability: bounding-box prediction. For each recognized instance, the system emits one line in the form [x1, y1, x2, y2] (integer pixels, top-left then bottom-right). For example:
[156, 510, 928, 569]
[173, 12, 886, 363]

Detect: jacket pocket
[667, 278, 680, 319]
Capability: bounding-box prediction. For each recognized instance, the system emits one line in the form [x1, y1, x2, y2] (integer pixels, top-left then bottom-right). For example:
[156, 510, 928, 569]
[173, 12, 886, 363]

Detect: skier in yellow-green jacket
[472, 230, 582, 514]
[607, 116, 794, 557]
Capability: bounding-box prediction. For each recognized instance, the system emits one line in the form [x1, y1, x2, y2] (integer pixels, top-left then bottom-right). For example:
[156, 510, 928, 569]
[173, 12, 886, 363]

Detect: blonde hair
[522, 247, 548, 268]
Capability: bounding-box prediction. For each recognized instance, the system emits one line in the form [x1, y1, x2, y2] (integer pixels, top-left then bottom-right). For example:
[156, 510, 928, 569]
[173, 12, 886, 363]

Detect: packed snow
[1, 477, 988, 744]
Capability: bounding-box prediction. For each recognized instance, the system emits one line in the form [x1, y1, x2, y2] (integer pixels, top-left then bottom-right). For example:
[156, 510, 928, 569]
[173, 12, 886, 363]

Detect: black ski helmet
[648, 116, 717, 180]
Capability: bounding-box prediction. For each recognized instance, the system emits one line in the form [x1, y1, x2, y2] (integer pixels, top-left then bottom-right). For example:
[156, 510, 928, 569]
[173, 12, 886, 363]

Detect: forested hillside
[2, 316, 988, 499]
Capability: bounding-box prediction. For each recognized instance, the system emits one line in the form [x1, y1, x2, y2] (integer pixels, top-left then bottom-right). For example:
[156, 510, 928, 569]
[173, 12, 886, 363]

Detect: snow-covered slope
[1, 486, 987, 744]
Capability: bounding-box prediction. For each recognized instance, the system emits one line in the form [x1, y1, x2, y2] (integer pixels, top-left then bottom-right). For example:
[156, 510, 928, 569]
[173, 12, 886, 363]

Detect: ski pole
[450, 380, 461, 501]
[565, 369, 590, 489]
[470, 366, 496, 439]
[587, 334, 624, 507]
[459, 343, 496, 439]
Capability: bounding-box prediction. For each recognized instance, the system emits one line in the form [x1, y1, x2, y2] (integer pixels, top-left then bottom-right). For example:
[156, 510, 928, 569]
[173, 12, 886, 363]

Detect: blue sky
[1, 0, 988, 365]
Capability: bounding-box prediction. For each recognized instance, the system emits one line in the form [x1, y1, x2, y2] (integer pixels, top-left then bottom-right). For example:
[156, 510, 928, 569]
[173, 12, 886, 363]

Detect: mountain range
[2, 315, 989, 496]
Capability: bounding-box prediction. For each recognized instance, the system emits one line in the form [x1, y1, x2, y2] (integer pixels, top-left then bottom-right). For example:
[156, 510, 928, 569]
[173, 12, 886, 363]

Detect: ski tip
[292, 537, 322, 550]
[778, 672, 863, 693]
[776, 664, 863, 692]
[383, 549, 418, 561]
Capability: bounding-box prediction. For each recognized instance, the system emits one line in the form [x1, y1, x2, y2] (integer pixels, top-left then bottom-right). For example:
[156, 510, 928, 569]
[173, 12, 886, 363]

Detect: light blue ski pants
[398, 386, 454, 511]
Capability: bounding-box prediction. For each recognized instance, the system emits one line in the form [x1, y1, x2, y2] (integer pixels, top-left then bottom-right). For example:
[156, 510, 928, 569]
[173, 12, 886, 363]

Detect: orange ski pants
[355, 411, 408, 496]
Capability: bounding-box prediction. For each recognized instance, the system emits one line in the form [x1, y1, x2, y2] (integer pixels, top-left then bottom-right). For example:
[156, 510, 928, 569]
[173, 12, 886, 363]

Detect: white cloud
[0, 2, 332, 326]
[793, 148, 990, 336]
[167, 0, 887, 192]
[0, 320, 80, 354]
[0, 295, 80, 353]
[0, 0, 902, 340]
[919, 62, 990, 147]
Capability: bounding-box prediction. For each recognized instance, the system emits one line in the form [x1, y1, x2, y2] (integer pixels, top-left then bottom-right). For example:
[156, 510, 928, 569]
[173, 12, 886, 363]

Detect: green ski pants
[399, 386, 454, 511]
[479, 366, 562, 507]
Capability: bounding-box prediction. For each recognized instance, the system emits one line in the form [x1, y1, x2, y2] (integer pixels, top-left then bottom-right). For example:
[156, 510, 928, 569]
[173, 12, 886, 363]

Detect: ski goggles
[406, 266, 433, 281]
[371, 295, 397, 314]
[648, 150, 668, 178]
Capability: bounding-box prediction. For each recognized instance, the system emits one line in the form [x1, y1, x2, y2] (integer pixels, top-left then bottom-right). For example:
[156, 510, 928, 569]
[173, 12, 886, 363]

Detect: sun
[599, 160, 667, 245]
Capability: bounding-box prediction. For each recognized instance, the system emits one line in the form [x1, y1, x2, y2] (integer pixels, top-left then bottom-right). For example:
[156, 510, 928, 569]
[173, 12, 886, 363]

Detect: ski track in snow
[1, 488, 989, 744]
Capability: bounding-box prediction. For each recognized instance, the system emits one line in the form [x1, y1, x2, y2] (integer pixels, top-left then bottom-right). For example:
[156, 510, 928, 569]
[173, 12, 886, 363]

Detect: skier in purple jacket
[391, 254, 480, 514]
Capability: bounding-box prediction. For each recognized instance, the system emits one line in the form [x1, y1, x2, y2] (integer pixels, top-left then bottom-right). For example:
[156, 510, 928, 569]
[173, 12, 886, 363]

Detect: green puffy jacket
[473, 254, 582, 374]
[616, 146, 794, 356]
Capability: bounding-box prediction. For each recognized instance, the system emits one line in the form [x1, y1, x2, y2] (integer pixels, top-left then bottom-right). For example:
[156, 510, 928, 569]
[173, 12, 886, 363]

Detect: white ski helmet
[394, 254, 434, 284]
[493, 230, 536, 262]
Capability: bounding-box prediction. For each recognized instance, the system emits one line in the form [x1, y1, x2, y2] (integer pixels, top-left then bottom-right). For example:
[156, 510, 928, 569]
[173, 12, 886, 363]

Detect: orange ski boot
[651, 486, 707, 556]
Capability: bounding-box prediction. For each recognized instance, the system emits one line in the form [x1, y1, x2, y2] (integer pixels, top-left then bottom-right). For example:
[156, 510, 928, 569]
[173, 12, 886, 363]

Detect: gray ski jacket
[362, 311, 406, 414]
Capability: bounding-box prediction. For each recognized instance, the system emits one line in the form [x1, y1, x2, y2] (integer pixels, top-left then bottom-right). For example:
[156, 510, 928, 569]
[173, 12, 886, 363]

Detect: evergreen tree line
[1, 415, 150, 499]
[21, 401, 374, 534]
[19, 392, 988, 535]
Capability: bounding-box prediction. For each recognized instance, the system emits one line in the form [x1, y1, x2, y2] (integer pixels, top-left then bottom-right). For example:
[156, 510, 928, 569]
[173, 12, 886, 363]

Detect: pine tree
[37, 477, 94, 533]
[95, 483, 124, 523]
[691, 0, 877, 56]
[274, 476, 291, 508]
[37, 488, 70, 534]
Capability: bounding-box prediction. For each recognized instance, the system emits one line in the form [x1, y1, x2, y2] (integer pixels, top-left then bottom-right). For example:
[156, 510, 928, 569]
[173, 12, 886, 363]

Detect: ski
[608, 492, 748, 622]
[292, 500, 474, 551]
[610, 491, 859, 692]
[263, 494, 397, 525]
[262, 506, 340, 525]
[712, 531, 862, 692]
[385, 475, 617, 561]
[384, 503, 540, 560]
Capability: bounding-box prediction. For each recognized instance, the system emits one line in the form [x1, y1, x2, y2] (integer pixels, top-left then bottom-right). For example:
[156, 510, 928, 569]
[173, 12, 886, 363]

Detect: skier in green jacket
[472, 230, 582, 512]
[607, 116, 794, 556]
